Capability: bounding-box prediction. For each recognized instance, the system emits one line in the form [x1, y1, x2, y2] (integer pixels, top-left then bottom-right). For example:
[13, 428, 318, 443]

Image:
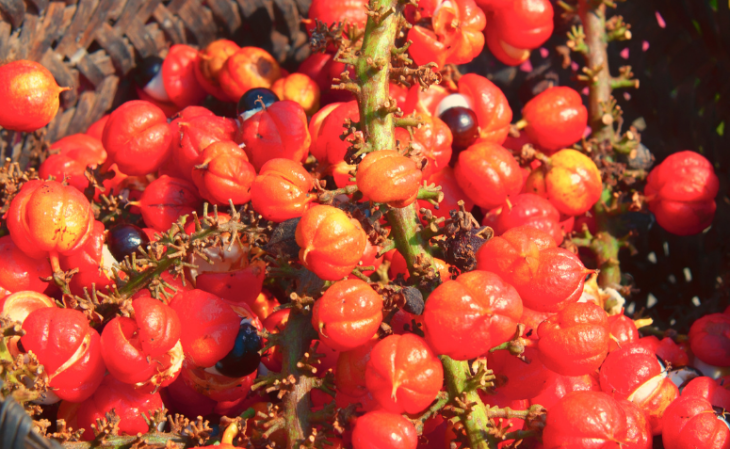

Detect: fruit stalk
[579, 0, 612, 143]
[58, 433, 187, 449]
[353, 1, 493, 447]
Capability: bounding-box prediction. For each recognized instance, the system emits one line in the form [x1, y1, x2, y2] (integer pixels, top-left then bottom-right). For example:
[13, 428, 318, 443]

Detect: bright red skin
[296, 205, 367, 281]
[616, 399, 653, 449]
[0, 235, 52, 295]
[458, 74, 513, 144]
[173, 114, 238, 182]
[542, 391, 628, 449]
[309, 101, 360, 165]
[0, 60, 64, 132]
[520, 306, 554, 341]
[59, 220, 113, 296]
[408, 0, 486, 67]
[180, 359, 257, 402]
[530, 372, 600, 411]
[357, 150, 422, 208]
[161, 45, 207, 108]
[491, 0, 554, 50]
[662, 395, 730, 449]
[138, 175, 202, 232]
[239, 100, 311, 171]
[419, 167, 473, 220]
[352, 410, 418, 449]
[102, 100, 172, 176]
[85, 115, 110, 140]
[607, 312, 639, 353]
[193, 40, 240, 102]
[76, 376, 163, 440]
[307, 0, 368, 33]
[655, 336, 690, 367]
[163, 106, 216, 179]
[21, 307, 105, 402]
[483, 193, 564, 245]
[689, 312, 730, 367]
[538, 302, 609, 376]
[476, 226, 586, 313]
[250, 158, 315, 223]
[312, 279, 383, 352]
[7, 180, 94, 260]
[365, 333, 444, 414]
[40, 133, 107, 192]
[101, 295, 181, 385]
[489, 346, 552, 400]
[297, 53, 354, 105]
[171, 289, 240, 368]
[424, 270, 523, 361]
[645, 151, 720, 235]
[412, 114, 453, 179]
[217, 47, 282, 100]
[455, 142, 523, 210]
[683, 376, 730, 410]
[523, 87, 588, 153]
[335, 340, 379, 398]
[485, 23, 531, 66]
[192, 141, 256, 205]
[196, 262, 266, 309]
[0, 291, 54, 324]
[599, 342, 662, 399]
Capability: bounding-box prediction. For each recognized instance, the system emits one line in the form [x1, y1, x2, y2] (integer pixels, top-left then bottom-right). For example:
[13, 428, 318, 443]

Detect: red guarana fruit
[454, 142, 522, 210]
[419, 167, 473, 220]
[482, 193, 565, 245]
[357, 150, 423, 208]
[644, 151, 720, 236]
[0, 60, 67, 132]
[59, 220, 113, 296]
[192, 141, 256, 205]
[661, 395, 730, 449]
[423, 270, 523, 361]
[458, 73, 513, 144]
[217, 47, 282, 101]
[194, 39, 240, 101]
[250, 158, 315, 222]
[238, 100, 311, 171]
[688, 312, 730, 367]
[352, 410, 418, 449]
[271, 73, 321, 115]
[522, 86, 587, 153]
[102, 100, 172, 176]
[161, 44, 208, 109]
[489, 346, 552, 400]
[0, 235, 52, 297]
[476, 226, 587, 313]
[537, 302, 610, 376]
[136, 176, 203, 233]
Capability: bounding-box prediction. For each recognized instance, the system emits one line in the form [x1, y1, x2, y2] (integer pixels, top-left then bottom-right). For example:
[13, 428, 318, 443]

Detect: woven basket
[0, 0, 311, 165]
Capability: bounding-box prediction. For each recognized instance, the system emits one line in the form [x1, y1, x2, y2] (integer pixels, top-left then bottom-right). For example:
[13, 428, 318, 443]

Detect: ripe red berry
[309, 101, 360, 165]
[8, 180, 94, 264]
[489, 347, 552, 400]
[171, 113, 238, 182]
[0, 291, 54, 325]
[59, 220, 113, 296]
[644, 151, 719, 235]
[542, 391, 628, 448]
[271, 73, 321, 115]
[335, 340, 379, 398]
[0, 235, 52, 296]
[454, 142, 522, 210]
[458, 74, 513, 144]
[352, 410, 418, 449]
[312, 279, 383, 351]
[688, 312, 730, 367]
[251, 158, 315, 222]
[238, 100, 311, 171]
[537, 302, 610, 376]
[522, 86, 588, 152]
[192, 141, 256, 205]
[419, 167, 473, 220]
[483, 193, 565, 245]
[682, 376, 730, 410]
[162, 44, 208, 108]
[170, 289, 240, 368]
[21, 307, 106, 402]
[218, 47, 282, 100]
[423, 270, 523, 361]
[365, 333, 444, 414]
[357, 150, 423, 208]
[0, 60, 67, 132]
[662, 395, 730, 449]
[524, 149, 602, 216]
[529, 372, 600, 411]
[194, 39, 240, 101]
[476, 226, 587, 313]
[606, 312, 640, 353]
[296, 205, 367, 281]
[102, 100, 173, 176]
[137, 175, 202, 232]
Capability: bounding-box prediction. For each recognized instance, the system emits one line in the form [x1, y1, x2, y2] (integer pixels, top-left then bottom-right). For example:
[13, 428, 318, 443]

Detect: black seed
[133, 56, 164, 88]
[237, 88, 279, 120]
[215, 322, 262, 378]
[107, 224, 150, 262]
[438, 106, 479, 164]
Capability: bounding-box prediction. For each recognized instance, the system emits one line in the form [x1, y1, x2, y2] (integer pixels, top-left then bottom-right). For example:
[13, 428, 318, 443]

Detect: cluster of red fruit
[0, 0, 726, 448]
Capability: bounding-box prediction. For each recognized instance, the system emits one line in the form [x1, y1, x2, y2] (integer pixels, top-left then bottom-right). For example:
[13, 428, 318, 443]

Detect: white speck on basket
[692, 296, 701, 307]
[670, 319, 676, 326]
[647, 293, 658, 308]
[626, 302, 635, 315]
[647, 252, 657, 263]
[663, 242, 669, 256]
[668, 274, 676, 284]
[656, 11, 666, 28]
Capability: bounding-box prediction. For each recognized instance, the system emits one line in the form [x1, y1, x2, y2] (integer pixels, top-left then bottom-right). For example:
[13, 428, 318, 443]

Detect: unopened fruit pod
[0, 0, 311, 167]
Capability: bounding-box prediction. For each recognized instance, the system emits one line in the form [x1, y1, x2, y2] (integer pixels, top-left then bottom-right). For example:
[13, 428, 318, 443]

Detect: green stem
[60, 433, 187, 449]
[280, 310, 317, 448]
[579, 0, 613, 143]
[441, 357, 495, 449]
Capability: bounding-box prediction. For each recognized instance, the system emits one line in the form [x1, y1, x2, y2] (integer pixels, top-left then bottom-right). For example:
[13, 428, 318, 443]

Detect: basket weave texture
[0, 0, 311, 152]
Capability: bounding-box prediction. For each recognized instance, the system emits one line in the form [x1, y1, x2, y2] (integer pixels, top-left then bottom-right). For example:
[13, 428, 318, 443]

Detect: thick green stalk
[355, 2, 492, 447]
[280, 310, 317, 447]
[579, 0, 613, 143]
[441, 357, 495, 449]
